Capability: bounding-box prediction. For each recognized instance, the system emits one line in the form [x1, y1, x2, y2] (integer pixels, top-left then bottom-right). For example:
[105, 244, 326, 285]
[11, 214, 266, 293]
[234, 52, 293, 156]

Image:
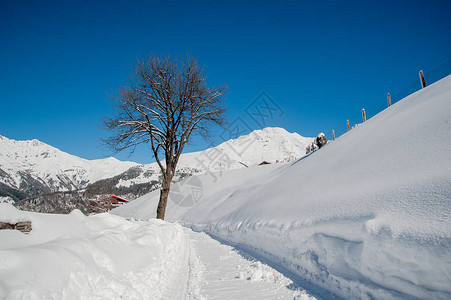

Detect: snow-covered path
[183, 228, 315, 300]
[0, 204, 316, 300]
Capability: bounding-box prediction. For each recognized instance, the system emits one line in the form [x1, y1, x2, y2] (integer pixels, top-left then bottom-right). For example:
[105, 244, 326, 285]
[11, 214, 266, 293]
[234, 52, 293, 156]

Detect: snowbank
[114, 75, 451, 299]
[0, 204, 189, 299]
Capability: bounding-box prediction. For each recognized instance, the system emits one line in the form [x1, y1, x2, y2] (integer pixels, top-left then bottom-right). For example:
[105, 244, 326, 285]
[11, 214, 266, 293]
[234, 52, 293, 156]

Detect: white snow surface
[114, 75, 451, 299]
[0, 136, 137, 191]
[0, 204, 189, 299]
[184, 227, 315, 300]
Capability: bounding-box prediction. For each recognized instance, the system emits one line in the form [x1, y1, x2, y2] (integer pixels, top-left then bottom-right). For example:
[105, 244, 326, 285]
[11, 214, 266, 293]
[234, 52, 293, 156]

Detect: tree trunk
[156, 177, 171, 220]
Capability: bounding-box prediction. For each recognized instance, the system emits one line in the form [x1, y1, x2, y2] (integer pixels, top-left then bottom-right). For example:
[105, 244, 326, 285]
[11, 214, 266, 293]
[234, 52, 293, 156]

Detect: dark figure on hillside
[306, 133, 327, 154]
[316, 133, 327, 149]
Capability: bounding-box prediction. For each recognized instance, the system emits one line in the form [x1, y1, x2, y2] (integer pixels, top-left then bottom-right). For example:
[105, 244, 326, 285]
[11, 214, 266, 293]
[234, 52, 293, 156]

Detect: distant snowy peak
[181, 127, 314, 168]
[0, 135, 138, 199]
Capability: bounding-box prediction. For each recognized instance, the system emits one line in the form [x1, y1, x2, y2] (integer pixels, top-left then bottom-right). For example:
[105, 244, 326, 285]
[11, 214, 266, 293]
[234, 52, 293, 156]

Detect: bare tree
[104, 54, 227, 220]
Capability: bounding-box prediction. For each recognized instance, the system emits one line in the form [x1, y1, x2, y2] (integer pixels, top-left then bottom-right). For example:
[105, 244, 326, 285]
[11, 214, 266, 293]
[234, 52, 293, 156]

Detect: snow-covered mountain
[107, 127, 314, 191]
[2, 127, 314, 212]
[0, 135, 138, 201]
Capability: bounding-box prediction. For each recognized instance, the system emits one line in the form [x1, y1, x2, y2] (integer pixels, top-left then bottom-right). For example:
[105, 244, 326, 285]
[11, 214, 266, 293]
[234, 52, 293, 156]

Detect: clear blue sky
[1, 0, 450, 164]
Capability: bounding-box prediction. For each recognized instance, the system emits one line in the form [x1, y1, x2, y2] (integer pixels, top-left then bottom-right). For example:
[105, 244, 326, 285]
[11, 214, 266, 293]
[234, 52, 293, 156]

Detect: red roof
[111, 195, 129, 202]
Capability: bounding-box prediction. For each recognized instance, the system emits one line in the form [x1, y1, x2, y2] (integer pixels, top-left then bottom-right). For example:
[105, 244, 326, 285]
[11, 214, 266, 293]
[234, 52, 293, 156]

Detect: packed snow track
[183, 227, 315, 300]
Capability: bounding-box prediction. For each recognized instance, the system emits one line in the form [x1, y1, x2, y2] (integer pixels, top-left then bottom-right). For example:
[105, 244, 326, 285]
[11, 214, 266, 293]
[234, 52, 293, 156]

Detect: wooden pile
[0, 221, 32, 233]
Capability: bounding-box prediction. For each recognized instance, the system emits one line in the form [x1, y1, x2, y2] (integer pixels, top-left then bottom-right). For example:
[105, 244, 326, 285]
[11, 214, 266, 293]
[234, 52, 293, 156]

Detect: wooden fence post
[346, 120, 350, 131]
[332, 129, 335, 141]
[387, 93, 391, 107]
[419, 70, 426, 88]
[362, 109, 366, 122]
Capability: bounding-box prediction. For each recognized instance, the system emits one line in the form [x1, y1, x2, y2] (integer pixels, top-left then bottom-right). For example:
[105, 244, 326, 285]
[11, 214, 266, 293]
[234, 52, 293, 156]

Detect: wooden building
[89, 195, 129, 213]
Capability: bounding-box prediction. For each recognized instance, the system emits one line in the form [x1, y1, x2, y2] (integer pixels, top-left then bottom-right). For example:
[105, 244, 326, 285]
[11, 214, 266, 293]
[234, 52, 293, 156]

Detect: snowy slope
[0, 135, 137, 199]
[113, 127, 313, 189]
[114, 75, 451, 299]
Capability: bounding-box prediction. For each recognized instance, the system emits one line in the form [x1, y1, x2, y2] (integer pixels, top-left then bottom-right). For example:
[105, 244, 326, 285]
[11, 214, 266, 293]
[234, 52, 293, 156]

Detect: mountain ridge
[0, 135, 138, 202]
[1, 127, 314, 213]
[110, 127, 313, 190]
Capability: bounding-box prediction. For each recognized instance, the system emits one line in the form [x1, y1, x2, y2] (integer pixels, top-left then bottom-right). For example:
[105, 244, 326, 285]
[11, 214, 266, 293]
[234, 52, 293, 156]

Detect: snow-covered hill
[114, 76, 451, 299]
[0, 136, 137, 201]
